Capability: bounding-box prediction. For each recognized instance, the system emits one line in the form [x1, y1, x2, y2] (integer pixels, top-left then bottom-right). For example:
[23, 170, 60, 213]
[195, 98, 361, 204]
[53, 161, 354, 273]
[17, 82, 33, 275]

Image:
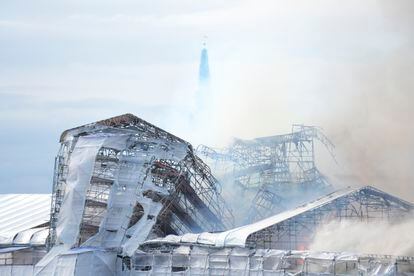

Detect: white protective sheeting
[80, 134, 131, 248]
[143, 187, 358, 248]
[30, 228, 49, 246]
[72, 248, 116, 275]
[121, 138, 188, 256]
[43, 132, 189, 273]
[83, 134, 149, 249]
[79, 134, 188, 254]
[0, 265, 34, 276]
[13, 228, 43, 245]
[46, 134, 127, 273]
[34, 247, 116, 276]
[122, 197, 163, 256]
[0, 194, 51, 246]
[54, 253, 77, 276]
[13, 227, 48, 245]
[34, 245, 68, 276]
[130, 247, 411, 275]
[56, 135, 107, 246]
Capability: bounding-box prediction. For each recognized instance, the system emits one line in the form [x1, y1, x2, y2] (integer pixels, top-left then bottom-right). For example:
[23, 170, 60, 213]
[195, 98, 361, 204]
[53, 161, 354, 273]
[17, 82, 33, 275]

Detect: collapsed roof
[142, 186, 414, 250]
[197, 125, 336, 224]
[49, 113, 234, 255]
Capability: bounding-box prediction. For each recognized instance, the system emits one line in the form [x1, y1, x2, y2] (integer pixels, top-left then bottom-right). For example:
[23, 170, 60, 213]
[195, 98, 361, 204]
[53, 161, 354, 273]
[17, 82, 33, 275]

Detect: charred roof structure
[27, 114, 235, 275]
[143, 186, 414, 250]
[198, 125, 336, 223]
[49, 114, 234, 251]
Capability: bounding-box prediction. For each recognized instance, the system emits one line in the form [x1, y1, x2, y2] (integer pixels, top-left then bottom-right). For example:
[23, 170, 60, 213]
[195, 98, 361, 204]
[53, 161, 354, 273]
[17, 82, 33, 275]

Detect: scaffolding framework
[198, 125, 336, 223]
[2, 113, 414, 275]
[49, 114, 234, 249]
[245, 186, 414, 251]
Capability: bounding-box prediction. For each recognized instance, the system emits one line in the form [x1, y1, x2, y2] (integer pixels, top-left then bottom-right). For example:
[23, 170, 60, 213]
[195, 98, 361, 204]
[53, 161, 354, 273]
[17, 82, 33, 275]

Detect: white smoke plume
[319, 0, 414, 201]
[309, 219, 414, 256]
[187, 0, 414, 204]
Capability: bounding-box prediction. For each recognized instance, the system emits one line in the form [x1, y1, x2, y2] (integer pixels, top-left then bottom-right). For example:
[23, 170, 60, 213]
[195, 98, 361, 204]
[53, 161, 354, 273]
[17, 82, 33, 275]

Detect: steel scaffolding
[48, 114, 234, 249]
[245, 186, 414, 251]
[198, 125, 336, 223]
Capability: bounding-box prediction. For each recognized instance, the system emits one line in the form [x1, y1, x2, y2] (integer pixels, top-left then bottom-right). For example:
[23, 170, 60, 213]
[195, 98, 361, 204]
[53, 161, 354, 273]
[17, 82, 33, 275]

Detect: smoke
[158, 1, 414, 228]
[187, 0, 414, 204]
[320, 0, 414, 201]
[309, 219, 414, 256]
[220, 178, 255, 225]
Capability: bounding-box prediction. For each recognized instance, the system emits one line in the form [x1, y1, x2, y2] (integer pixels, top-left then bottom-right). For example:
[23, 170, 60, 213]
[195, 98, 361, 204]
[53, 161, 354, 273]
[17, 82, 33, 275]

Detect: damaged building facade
[49, 113, 234, 248]
[0, 114, 413, 275]
[34, 114, 234, 275]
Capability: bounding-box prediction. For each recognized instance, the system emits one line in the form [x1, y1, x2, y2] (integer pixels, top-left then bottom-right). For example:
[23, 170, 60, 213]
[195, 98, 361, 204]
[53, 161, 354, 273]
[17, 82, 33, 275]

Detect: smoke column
[307, 2, 414, 253]
[320, 0, 414, 201]
[309, 219, 414, 256]
[190, 0, 414, 203]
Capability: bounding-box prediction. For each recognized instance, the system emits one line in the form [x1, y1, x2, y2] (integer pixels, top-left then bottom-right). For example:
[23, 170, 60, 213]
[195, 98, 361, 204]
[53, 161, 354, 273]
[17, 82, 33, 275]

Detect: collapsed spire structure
[197, 125, 336, 223]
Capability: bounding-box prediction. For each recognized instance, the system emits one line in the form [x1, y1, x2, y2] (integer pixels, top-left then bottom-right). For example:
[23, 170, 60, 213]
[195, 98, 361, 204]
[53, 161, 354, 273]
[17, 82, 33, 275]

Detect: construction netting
[124, 246, 414, 275]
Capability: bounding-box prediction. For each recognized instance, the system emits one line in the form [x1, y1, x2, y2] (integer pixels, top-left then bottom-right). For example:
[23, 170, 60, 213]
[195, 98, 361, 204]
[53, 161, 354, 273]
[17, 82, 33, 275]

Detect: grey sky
[1, 0, 413, 197]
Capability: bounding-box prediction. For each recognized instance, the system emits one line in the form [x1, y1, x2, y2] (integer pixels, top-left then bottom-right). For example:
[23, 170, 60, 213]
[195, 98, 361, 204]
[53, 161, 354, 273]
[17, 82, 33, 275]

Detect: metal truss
[147, 153, 234, 237]
[245, 186, 414, 251]
[197, 125, 336, 223]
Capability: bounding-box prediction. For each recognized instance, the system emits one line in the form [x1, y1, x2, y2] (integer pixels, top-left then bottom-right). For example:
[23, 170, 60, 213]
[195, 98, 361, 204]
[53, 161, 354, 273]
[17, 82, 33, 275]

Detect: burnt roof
[59, 113, 188, 145]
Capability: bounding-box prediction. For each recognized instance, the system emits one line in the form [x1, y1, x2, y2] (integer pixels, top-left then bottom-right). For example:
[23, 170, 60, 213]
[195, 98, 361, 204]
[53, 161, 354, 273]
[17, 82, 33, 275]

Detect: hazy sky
[1, 0, 413, 196]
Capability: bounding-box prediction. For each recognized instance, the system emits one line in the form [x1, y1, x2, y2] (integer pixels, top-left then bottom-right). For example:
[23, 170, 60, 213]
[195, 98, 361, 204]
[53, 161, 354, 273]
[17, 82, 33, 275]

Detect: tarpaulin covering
[56, 135, 108, 246]
[34, 247, 116, 276]
[129, 247, 414, 275]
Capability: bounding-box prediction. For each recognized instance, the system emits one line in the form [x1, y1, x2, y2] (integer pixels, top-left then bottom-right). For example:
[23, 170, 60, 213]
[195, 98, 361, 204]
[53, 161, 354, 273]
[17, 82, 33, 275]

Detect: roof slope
[143, 186, 414, 248]
[0, 194, 51, 245]
[59, 113, 188, 145]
